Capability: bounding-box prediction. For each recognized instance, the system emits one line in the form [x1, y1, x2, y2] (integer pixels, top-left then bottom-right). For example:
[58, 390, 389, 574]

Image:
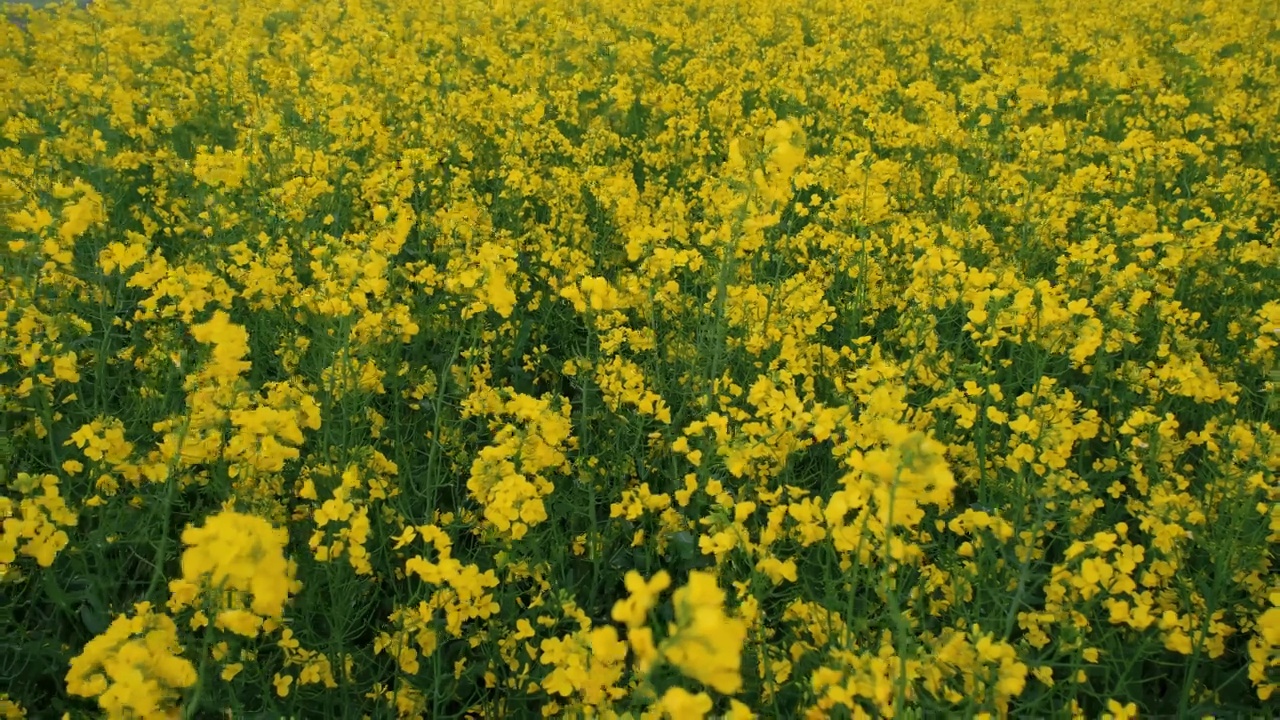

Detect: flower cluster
[65, 602, 197, 719]
[0, 473, 77, 579]
[611, 570, 751, 717]
[168, 510, 298, 638]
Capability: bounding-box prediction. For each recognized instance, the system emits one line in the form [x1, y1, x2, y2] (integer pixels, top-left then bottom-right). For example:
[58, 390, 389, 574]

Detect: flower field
[1, 0, 1279, 717]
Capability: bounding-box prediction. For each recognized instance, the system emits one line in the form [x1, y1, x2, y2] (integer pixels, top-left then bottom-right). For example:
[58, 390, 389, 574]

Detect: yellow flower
[188, 310, 251, 379]
[0, 694, 25, 720]
[613, 569, 672, 627]
[1103, 699, 1139, 720]
[174, 510, 296, 625]
[538, 626, 630, 708]
[52, 352, 79, 383]
[1, 473, 77, 571]
[66, 603, 196, 719]
[656, 686, 714, 719]
[273, 673, 293, 697]
[215, 609, 264, 637]
[663, 571, 748, 695]
[754, 557, 798, 585]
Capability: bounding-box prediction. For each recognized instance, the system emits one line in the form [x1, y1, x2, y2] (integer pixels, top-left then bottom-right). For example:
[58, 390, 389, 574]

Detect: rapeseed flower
[171, 510, 296, 631]
[65, 603, 196, 719]
[2, 0, 1278, 715]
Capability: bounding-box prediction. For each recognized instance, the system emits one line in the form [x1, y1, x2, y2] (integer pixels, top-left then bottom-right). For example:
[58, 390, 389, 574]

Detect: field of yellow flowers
[1, 0, 1278, 717]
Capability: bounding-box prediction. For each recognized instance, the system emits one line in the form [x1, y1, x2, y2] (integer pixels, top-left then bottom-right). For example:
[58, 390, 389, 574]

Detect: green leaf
[78, 602, 108, 635]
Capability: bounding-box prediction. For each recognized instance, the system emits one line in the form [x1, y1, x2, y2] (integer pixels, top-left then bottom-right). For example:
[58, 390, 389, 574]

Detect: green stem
[183, 617, 217, 719]
[146, 412, 194, 601]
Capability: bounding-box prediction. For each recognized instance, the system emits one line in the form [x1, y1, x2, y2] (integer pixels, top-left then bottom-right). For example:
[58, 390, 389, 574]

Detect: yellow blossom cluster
[0, 472, 77, 577]
[461, 380, 575, 541]
[168, 510, 298, 637]
[64, 602, 197, 719]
